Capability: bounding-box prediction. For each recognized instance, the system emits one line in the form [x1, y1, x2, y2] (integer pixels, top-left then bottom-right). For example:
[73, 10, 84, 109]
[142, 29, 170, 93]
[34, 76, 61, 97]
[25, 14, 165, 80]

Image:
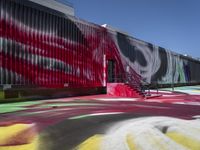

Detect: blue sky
[66, 0, 200, 58]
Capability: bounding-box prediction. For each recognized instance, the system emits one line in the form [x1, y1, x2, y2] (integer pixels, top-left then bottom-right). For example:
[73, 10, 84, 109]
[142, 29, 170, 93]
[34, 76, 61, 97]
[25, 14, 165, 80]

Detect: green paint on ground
[162, 86, 194, 90]
[0, 101, 43, 114]
[0, 101, 103, 114]
[0, 106, 27, 113]
[160, 85, 200, 94]
[68, 114, 95, 120]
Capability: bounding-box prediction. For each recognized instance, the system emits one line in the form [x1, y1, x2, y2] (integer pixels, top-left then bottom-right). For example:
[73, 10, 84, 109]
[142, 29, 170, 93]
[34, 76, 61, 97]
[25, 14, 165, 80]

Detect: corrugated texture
[0, 0, 105, 88]
[107, 31, 200, 84]
[0, 0, 200, 92]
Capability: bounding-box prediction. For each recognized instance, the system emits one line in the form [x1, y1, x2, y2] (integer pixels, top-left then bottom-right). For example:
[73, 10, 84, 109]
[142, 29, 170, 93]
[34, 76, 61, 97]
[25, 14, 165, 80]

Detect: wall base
[0, 87, 106, 103]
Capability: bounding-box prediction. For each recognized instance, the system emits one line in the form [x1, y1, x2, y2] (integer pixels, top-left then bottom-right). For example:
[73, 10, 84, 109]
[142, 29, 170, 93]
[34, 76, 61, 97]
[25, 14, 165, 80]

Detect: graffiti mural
[1, 0, 200, 96]
[113, 32, 200, 84]
[76, 117, 200, 150]
[1, 86, 200, 150]
[0, 0, 105, 88]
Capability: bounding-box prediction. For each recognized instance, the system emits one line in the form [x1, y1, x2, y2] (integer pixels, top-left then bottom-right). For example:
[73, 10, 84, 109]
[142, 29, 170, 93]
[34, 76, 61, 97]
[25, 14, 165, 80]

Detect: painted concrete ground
[161, 85, 200, 95]
[0, 86, 200, 150]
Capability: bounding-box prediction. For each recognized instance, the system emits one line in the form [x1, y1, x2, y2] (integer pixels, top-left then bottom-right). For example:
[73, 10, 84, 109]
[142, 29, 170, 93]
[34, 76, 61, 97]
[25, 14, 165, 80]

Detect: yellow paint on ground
[0, 124, 39, 150]
[0, 136, 38, 150]
[166, 132, 200, 150]
[126, 134, 136, 150]
[0, 124, 31, 144]
[76, 135, 103, 150]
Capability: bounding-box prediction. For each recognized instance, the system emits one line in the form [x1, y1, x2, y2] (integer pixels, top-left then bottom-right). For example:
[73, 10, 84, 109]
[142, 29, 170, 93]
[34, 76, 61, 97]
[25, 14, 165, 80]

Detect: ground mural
[0, 86, 200, 150]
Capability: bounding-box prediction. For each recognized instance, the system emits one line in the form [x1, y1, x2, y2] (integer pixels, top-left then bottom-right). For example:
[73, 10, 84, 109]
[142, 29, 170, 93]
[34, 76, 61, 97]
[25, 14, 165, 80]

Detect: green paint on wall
[0, 91, 4, 100]
[177, 63, 185, 82]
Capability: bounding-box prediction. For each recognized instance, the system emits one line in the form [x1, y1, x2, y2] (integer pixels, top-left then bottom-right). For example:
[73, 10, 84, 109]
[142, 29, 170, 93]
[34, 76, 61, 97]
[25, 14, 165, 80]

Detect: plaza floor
[0, 85, 200, 150]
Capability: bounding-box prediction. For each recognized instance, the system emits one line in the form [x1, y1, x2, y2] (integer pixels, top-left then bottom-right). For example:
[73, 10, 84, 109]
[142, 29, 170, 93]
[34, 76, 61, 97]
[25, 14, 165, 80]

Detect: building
[0, 0, 200, 100]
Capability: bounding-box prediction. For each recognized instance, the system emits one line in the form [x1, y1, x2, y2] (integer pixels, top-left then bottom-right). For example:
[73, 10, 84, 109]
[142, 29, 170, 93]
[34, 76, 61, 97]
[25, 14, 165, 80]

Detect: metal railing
[109, 72, 160, 97]
[108, 72, 147, 96]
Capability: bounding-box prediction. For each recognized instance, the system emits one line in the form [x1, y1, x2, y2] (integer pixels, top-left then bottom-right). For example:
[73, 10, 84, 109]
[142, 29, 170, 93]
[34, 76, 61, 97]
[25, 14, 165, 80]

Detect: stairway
[124, 83, 146, 97]
[107, 63, 149, 98]
[107, 83, 145, 98]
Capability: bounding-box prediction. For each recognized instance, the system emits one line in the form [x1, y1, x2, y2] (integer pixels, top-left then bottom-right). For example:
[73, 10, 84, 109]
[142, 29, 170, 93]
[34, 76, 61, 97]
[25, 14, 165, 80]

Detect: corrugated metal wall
[115, 32, 200, 84]
[1, 0, 199, 91]
[0, 0, 105, 88]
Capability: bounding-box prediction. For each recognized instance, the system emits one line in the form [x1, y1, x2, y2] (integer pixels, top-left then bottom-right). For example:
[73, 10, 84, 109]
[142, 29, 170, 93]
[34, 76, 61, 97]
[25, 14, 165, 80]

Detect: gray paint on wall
[29, 0, 74, 16]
